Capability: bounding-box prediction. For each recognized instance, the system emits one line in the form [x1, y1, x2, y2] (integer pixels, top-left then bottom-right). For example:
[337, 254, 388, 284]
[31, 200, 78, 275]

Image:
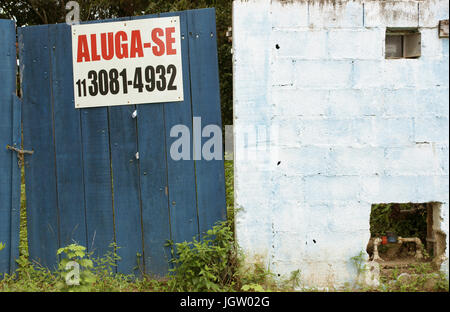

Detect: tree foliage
[0, 0, 233, 127]
[370, 203, 428, 246]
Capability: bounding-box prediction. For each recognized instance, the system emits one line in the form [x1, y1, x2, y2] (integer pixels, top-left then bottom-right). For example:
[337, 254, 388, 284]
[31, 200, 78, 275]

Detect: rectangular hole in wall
[367, 203, 446, 274]
[385, 28, 421, 59]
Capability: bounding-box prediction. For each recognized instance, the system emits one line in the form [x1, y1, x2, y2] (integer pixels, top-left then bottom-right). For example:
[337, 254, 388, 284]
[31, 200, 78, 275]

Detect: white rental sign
[71, 16, 184, 108]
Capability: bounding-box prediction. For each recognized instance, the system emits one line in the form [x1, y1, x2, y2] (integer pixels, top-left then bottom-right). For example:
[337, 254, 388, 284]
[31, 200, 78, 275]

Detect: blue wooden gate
[18, 8, 226, 275]
[0, 19, 21, 275]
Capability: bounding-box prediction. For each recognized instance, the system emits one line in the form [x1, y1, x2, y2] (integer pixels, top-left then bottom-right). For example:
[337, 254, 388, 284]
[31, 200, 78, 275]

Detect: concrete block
[304, 175, 362, 202]
[298, 117, 413, 147]
[383, 59, 419, 89]
[360, 175, 421, 203]
[293, 60, 353, 89]
[233, 0, 271, 116]
[302, 231, 338, 263]
[415, 88, 449, 117]
[327, 29, 384, 60]
[271, 201, 306, 234]
[415, 175, 449, 203]
[272, 88, 330, 117]
[444, 38, 449, 57]
[354, 117, 415, 147]
[297, 118, 355, 146]
[234, 100, 271, 121]
[352, 60, 385, 89]
[308, 0, 364, 28]
[437, 145, 449, 174]
[271, 232, 306, 264]
[419, 0, 450, 27]
[361, 174, 449, 204]
[234, 121, 275, 165]
[414, 116, 449, 143]
[327, 202, 372, 234]
[328, 146, 385, 175]
[235, 214, 273, 266]
[328, 89, 384, 117]
[276, 146, 331, 176]
[420, 28, 447, 59]
[414, 59, 449, 88]
[271, 0, 309, 29]
[234, 149, 274, 171]
[272, 58, 295, 86]
[272, 30, 327, 59]
[382, 88, 418, 117]
[274, 174, 305, 203]
[271, 116, 302, 148]
[233, 0, 271, 26]
[293, 260, 356, 288]
[364, 1, 419, 28]
[384, 144, 441, 175]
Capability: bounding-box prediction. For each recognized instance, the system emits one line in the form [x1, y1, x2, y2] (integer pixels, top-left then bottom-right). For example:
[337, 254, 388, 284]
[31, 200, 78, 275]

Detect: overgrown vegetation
[167, 221, 238, 291]
[350, 251, 368, 280]
[2, 161, 447, 292]
[224, 160, 234, 228]
[0, 222, 301, 292]
[370, 203, 428, 243]
[378, 262, 449, 292]
[165, 220, 302, 292]
[2, 158, 281, 292]
[344, 250, 449, 292]
[370, 203, 429, 257]
[0, 158, 299, 292]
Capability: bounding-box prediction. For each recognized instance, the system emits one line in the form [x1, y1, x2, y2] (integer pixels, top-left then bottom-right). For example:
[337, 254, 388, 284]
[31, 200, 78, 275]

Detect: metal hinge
[6, 144, 34, 167]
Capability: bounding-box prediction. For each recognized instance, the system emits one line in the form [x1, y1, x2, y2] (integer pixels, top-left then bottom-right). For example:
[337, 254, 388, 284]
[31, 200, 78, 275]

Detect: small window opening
[385, 28, 421, 59]
[367, 203, 446, 288]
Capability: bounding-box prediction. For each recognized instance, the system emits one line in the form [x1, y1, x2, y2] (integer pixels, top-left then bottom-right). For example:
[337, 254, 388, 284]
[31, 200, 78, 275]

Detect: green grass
[19, 166, 28, 259]
[225, 160, 234, 229]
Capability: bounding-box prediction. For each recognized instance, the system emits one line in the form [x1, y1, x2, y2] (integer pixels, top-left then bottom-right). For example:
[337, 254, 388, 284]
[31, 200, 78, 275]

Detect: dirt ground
[368, 242, 444, 291]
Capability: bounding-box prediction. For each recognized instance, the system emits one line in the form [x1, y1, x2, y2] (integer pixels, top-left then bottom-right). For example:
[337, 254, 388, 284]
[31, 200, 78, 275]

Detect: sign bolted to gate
[71, 16, 184, 108]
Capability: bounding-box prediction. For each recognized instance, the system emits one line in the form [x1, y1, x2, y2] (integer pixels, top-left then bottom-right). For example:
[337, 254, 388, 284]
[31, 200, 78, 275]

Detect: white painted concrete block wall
[233, 0, 449, 287]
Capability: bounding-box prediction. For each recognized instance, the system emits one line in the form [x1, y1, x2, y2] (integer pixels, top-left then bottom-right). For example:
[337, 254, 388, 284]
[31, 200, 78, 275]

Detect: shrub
[167, 221, 239, 291]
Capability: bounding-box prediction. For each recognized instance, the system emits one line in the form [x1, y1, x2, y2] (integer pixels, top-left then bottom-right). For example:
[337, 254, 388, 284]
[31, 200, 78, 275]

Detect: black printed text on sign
[71, 17, 184, 108]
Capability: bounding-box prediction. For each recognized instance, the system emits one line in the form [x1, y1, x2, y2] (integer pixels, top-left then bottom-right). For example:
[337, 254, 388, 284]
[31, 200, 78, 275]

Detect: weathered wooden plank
[163, 11, 200, 245]
[130, 14, 172, 276]
[49, 23, 88, 248]
[135, 102, 171, 276]
[108, 103, 144, 274]
[0, 19, 18, 274]
[10, 95, 22, 273]
[78, 17, 130, 265]
[80, 106, 115, 259]
[102, 15, 145, 274]
[186, 9, 227, 236]
[19, 25, 60, 270]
